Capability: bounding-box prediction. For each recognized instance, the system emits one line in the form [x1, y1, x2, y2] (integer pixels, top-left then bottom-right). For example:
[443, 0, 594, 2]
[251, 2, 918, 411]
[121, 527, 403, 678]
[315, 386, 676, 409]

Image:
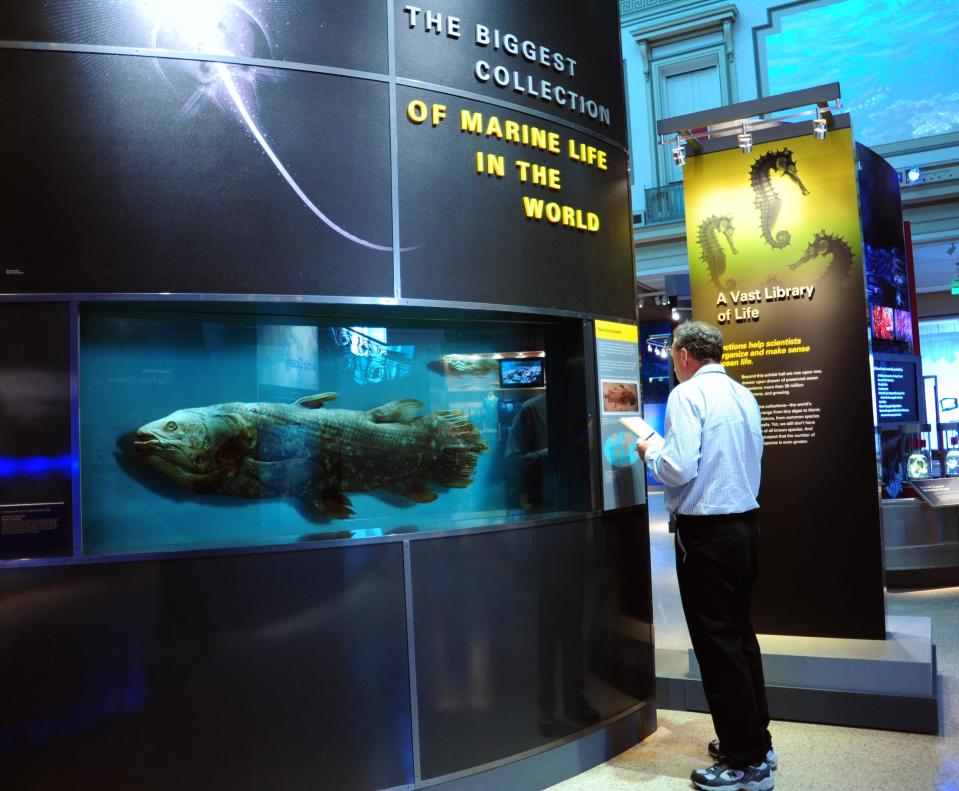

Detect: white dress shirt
[645, 364, 763, 516]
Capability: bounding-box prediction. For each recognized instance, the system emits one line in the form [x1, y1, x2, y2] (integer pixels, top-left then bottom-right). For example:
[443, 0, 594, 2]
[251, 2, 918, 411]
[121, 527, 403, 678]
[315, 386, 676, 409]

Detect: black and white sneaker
[691, 761, 774, 790]
[708, 738, 778, 771]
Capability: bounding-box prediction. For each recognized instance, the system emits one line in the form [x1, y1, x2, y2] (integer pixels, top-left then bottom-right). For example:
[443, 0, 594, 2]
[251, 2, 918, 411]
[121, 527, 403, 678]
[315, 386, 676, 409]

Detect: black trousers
[675, 510, 771, 768]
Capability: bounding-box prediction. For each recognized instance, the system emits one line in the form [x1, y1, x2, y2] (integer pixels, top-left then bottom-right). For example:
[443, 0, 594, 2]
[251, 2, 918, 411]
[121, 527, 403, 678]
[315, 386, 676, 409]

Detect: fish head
[133, 407, 254, 489]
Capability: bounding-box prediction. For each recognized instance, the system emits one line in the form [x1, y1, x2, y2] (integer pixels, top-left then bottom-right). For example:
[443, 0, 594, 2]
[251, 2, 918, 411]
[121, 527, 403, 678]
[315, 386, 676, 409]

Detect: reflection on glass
[534, 524, 600, 737]
[505, 394, 549, 510]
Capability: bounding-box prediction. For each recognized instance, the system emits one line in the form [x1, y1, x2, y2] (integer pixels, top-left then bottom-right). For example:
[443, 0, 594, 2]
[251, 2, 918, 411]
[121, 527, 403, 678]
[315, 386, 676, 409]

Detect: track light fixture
[812, 108, 827, 140]
[672, 141, 686, 167]
[657, 91, 844, 161]
[738, 122, 752, 154]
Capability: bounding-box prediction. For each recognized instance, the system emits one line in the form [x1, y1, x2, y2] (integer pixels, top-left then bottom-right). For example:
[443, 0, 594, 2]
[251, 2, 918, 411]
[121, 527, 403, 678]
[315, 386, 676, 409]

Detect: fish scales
[244, 407, 442, 489]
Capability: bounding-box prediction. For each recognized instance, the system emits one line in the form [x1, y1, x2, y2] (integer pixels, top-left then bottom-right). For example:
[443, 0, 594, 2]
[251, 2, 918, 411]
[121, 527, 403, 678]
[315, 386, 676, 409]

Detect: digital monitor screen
[874, 358, 919, 423]
[499, 358, 545, 388]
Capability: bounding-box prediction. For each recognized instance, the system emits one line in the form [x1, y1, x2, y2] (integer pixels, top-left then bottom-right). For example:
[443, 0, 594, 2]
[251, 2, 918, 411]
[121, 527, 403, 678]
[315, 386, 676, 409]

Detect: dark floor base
[886, 564, 959, 590]
[657, 650, 939, 735]
[422, 702, 657, 791]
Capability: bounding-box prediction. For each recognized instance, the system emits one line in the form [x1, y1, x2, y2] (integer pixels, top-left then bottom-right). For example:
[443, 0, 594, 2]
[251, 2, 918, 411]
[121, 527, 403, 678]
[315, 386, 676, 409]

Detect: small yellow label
[595, 320, 638, 343]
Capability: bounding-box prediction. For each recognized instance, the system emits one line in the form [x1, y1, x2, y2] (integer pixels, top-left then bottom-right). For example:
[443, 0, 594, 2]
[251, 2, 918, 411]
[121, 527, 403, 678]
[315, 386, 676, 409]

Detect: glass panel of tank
[79, 307, 586, 556]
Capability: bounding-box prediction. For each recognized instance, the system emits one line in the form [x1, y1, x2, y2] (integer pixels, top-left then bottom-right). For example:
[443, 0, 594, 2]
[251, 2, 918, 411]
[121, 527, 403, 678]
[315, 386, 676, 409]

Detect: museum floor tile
[545, 492, 959, 791]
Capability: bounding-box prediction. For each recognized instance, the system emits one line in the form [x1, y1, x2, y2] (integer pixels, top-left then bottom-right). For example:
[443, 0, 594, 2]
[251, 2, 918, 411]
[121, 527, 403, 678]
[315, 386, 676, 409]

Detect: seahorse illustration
[788, 230, 855, 283]
[697, 215, 739, 290]
[750, 149, 809, 249]
[758, 273, 785, 292]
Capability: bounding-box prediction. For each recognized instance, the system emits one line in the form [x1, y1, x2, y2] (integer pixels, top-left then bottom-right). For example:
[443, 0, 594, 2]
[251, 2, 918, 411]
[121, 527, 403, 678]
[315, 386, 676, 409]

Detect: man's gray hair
[673, 320, 724, 362]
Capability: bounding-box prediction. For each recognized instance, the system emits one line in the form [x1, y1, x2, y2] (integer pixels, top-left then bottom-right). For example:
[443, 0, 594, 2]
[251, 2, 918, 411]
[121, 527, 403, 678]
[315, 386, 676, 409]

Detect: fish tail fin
[426, 411, 489, 488]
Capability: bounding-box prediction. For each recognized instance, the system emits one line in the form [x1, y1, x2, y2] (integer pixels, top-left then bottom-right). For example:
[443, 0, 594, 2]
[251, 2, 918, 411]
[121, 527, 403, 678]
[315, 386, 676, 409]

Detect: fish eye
[164, 421, 178, 432]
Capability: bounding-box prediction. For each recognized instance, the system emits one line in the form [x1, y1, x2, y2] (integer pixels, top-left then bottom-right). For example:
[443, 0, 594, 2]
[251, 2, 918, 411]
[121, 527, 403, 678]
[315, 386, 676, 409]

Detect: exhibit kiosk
[655, 84, 938, 734]
[0, 3, 655, 789]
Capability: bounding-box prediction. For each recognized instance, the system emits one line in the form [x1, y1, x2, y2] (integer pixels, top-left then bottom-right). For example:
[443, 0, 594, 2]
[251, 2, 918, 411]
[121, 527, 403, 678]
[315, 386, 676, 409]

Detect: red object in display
[872, 305, 894, 339]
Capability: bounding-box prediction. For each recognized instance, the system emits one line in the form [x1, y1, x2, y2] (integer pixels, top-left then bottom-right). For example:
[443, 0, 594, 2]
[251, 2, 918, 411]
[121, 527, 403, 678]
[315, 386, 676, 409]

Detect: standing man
[636, 321, 776, 791]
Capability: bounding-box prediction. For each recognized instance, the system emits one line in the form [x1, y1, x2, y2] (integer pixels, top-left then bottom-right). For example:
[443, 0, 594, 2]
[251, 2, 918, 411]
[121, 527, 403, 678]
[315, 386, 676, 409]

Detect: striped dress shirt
[645, 364, 763, 516]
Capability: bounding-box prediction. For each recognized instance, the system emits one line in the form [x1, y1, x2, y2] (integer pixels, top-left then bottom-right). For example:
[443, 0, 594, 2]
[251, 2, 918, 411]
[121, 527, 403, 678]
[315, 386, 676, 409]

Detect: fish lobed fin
[388, 478, 439, 503]
[321, 489, 355, 519]
[368, 398, 424, 424]
[303, 482, 354, 519]
[294, 392, 338, 409]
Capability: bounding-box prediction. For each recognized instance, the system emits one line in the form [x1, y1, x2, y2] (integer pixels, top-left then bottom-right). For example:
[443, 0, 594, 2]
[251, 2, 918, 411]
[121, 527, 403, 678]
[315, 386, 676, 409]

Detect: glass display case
[894, 422, 932, 482]
[942, 422, 959, 477]
[905, 438, 932, 480]
[79, 305, 590, 556]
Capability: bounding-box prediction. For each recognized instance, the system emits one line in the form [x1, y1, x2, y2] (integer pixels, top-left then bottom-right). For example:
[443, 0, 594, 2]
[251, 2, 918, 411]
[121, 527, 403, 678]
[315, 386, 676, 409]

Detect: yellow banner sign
[595, 320, 638, 342]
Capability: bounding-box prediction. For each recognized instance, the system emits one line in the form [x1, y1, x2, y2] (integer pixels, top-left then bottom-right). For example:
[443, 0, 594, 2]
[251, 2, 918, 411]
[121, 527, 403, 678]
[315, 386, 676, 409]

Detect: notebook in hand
[619, 416, 664, 446]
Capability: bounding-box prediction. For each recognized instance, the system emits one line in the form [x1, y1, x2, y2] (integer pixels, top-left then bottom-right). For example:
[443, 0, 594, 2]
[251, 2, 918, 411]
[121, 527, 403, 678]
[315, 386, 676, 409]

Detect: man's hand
[635, 438, 653, 462]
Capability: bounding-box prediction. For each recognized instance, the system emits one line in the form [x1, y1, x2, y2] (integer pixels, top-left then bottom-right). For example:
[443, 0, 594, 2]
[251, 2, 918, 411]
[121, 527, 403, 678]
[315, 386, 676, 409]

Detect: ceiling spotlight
[671, 307, 681, 321]
[638, 297, 645, 308]
[948, 242, 957, 255]
[646, 343, 653, 353]
[905, 167, 922, 183]
[812, 108, 827, 140]
[738, 122, 752, 154]
[672, 141, 686, 167]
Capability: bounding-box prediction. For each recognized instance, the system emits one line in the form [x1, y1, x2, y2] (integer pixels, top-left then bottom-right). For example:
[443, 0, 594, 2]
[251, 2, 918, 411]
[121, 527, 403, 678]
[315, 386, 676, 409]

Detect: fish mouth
[133, 431, 170, 455]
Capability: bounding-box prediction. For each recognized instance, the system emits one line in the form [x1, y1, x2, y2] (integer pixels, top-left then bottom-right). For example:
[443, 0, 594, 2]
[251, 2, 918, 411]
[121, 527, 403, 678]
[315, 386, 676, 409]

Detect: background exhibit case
[675, 93, 886, 640]
[0, 1, 653, 789]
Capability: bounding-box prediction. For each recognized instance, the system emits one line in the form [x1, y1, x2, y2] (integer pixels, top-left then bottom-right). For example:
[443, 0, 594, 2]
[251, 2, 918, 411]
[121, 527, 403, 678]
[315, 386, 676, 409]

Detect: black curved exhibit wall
[0, 3, 653, 790]
[0, 0, 633, 316]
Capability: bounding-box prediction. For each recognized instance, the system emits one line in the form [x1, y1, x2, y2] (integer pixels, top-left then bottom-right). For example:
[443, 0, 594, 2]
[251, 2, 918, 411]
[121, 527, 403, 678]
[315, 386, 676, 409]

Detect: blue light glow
[0, 454, 76, 479]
